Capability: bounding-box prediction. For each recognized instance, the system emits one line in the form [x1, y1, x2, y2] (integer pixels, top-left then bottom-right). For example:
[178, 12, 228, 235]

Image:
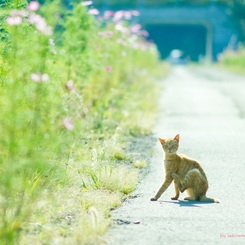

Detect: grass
[0, 1, 167, 244]
[218, 47, 245, 75]
[133, 160, 147, 169]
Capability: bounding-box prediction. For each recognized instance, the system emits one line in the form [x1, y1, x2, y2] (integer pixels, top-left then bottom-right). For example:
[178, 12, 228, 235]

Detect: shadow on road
[159, 200, 214, 208]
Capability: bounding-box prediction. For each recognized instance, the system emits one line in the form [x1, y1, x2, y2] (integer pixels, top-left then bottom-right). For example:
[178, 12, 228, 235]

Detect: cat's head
[158, 134, 180, 154]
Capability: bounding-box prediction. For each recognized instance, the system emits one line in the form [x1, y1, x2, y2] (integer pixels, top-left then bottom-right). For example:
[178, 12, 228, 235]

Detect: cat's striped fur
[151, 134, 219, 203]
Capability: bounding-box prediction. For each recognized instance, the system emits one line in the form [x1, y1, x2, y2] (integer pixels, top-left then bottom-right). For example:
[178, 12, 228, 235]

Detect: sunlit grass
[81, 190, 122, 214]
[98, 165, 138, 194]
[133, 160, 147, 169]
[0, 1, 166, 244]
[218, 48, 245, 75]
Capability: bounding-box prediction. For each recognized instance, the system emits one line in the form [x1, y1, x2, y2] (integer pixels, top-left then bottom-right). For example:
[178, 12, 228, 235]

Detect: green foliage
[0, 1, 164, 244]
[133, 160, 147, 169]
[218, 47, 245, 74]
[93, 0, 239, 6]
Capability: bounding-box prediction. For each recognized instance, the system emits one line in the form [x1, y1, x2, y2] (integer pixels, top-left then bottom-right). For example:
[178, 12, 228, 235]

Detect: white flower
[41, 74, 49, 82]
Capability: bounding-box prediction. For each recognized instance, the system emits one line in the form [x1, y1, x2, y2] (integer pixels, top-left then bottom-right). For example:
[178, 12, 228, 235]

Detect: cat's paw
[184, 196, 195, 201]
[150, 197, 157, 201]
[171, 196, 179, 200]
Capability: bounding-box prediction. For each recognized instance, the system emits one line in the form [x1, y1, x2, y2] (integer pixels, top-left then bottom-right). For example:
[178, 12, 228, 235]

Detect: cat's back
[177, 153, 207, 178]
[178, 153, 199, 163]
[177, 153, 203, 169]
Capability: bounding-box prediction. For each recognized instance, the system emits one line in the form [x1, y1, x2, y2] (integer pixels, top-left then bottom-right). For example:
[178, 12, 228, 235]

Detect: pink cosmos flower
[9, 9, 28, 18]
[131, 10, 140, 16]
[81, 1, 93, 6]
[31, 73, 41, 82]
[18, 10, 29, 17]
[65, 80, 76, 92]
[6, 16, 22, 25]
[103, 10, 114, 19]
[97, 31, 113, 39]
[6, 7, 52, 36]
[10, 10, 20, 16]
[35, 19, 47, 30]
[31, 73, 49, 83]
[124, 11, 132, 20]
[28, 13, 53, 36]
[97, 16, 103, 21]
[88, 9, 99, 15]
[62, 117, 74, 131]
[106, 66, 112, 72]
[113, 10, 124, 22]
[28, 13, 41, 24]
[27, 1, 40, 12]
[131, 24, 142, 33]
[139, 30, 149, 37]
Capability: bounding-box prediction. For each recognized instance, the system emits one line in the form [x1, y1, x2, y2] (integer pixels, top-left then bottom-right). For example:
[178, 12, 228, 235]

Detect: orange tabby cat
[150, 134, 219, 203]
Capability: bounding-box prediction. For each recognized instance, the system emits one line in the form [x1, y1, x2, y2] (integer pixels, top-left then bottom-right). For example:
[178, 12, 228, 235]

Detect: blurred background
[3, 0, 244, 63]
[5, 0, 243, 63]
[60, 0, 245, 63]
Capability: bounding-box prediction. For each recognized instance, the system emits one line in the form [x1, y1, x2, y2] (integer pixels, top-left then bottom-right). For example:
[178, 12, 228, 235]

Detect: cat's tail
[200, 195, 220, 203]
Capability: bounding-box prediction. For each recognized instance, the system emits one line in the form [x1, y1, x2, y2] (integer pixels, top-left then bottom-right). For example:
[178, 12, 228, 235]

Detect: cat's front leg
[171, 173, 185, 192]
[150, 175, 173, 201]
[171, 180, 180, 200]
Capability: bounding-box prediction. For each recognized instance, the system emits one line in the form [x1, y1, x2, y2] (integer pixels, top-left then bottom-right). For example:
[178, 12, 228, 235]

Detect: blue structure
[95, 3, 241, 62]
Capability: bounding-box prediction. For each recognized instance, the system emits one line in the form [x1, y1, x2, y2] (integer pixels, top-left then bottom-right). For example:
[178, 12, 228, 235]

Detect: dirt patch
[126, 134, 156, 177]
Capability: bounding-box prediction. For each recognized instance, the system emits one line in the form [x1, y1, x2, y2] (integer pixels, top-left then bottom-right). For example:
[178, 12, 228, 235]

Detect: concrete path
[106, 66, 245, 245]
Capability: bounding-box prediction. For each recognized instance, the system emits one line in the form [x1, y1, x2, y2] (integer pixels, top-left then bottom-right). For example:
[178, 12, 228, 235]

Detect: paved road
[106, 66, 245, 245]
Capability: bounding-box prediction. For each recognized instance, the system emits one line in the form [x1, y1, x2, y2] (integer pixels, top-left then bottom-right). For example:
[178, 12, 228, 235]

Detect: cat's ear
[174, 134, 180, 142]
[158, 138, 165, 144]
